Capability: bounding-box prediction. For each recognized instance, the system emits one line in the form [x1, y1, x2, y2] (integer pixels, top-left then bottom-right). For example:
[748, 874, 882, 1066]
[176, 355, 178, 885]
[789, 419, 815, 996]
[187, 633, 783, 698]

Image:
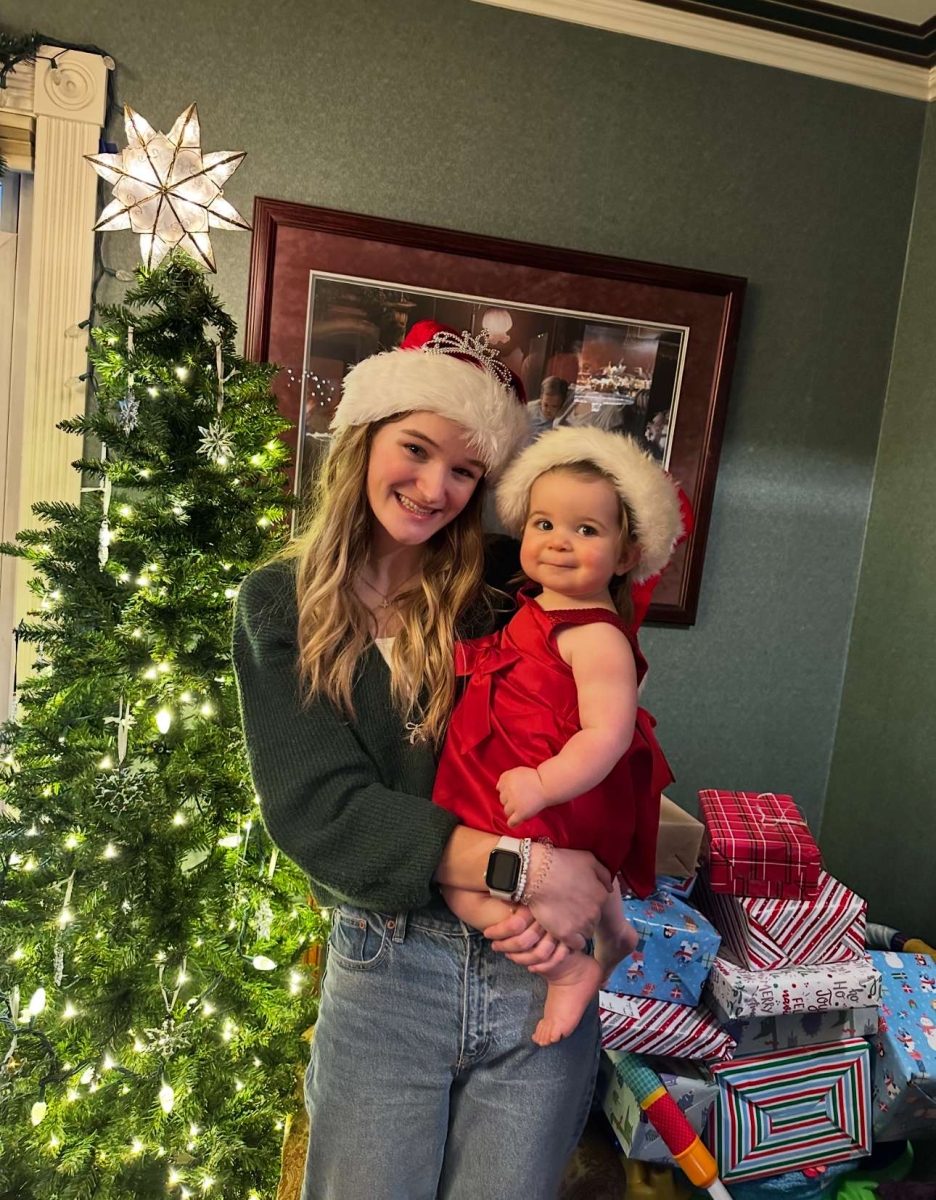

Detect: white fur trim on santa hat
[495, 426, 683, 581]
[331, 347, 529, 478]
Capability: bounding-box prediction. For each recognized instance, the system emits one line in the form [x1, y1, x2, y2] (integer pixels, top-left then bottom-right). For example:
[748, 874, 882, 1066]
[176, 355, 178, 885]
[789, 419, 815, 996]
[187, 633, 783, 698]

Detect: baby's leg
[443, 880, 635, 1049]
[444, 885, 602, 1047]
[440, 884, 516, 932]
[533, 949, 604, 1047]
[594, 876, 638, 984]
[533, 881, 637, 1046]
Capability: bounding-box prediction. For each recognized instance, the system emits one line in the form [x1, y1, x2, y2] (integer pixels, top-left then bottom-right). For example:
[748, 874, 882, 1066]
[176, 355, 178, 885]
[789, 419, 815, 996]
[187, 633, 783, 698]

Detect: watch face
[486, 849, 521, 894]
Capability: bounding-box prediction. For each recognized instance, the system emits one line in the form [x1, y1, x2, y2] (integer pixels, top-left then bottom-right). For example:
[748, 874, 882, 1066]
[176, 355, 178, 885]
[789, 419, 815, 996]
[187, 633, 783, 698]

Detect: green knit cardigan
[232, 543, 517, 912]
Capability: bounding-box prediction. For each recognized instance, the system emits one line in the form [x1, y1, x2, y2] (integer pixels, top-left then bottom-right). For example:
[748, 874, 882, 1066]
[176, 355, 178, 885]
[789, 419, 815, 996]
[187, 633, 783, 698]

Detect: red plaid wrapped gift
[698, 790, 821, 900]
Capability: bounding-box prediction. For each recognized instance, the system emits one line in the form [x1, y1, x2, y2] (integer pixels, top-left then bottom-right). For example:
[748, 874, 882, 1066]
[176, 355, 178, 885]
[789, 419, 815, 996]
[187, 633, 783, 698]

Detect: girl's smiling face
[365, 412, 484, 549]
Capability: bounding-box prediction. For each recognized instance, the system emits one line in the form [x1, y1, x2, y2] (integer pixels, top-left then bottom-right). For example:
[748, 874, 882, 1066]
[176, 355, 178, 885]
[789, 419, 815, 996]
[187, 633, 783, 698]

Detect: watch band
[486, 836, 531, 901]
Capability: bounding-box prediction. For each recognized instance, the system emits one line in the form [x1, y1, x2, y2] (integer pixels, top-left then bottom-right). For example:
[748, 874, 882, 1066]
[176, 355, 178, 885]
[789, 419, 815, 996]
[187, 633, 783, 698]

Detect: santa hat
[495, 426, 684, 582]
[331, 320, 529, 478]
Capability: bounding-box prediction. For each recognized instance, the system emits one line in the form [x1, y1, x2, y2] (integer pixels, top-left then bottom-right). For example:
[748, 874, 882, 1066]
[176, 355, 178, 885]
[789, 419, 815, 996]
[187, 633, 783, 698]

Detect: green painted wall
[10, 1, 925, 830]
[823, 106, 936, 937]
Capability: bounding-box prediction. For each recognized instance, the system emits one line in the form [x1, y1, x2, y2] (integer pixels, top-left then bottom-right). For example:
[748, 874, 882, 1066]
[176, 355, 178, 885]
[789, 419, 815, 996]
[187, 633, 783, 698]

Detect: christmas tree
[0, 256, 326, 1199]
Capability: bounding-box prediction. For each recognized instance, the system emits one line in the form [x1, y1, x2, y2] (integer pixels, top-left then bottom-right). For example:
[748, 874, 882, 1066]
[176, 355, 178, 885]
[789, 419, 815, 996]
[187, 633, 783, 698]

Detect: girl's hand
[497, 766, 547, 827]
[527, 844, 612, 950]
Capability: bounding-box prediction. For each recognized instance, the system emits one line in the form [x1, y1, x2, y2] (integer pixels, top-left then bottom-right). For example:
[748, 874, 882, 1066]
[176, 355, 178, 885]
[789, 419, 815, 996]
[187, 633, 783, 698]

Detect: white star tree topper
[86, 104, 250, 272]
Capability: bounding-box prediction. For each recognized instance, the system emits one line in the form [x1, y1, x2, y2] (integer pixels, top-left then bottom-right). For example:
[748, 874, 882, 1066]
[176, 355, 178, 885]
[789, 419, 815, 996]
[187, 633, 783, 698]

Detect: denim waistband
[335, 900, 479, 942]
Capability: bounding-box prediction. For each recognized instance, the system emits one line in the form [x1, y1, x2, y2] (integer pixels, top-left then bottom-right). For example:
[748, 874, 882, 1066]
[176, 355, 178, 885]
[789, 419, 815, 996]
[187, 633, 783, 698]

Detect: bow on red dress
[452, 635, 522, 753]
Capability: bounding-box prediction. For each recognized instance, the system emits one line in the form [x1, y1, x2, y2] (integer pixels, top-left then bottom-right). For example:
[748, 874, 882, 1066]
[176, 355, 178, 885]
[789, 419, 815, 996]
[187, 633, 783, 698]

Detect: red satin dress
[433, 592, 672, 898]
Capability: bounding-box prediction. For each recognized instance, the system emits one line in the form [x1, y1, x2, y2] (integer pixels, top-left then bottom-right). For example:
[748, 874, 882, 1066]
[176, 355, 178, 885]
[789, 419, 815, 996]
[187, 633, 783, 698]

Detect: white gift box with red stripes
[697, 869, 866, 970]
[599, 990, 737, 1063]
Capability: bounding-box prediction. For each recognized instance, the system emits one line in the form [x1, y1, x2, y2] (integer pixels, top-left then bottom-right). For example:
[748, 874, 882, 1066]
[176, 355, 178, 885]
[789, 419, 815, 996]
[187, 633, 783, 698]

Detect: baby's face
[520, 470, 635, 602]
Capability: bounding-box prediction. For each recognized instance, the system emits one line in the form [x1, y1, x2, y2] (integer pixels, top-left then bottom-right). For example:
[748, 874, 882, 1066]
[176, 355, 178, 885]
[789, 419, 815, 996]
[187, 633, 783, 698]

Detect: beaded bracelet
[511, 837, 533, 903]
[520, 838, 554, 906]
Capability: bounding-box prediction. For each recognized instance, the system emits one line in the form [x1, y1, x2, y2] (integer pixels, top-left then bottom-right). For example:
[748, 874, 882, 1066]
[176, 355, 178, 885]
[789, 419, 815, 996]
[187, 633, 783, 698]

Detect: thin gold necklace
[357, 572, 419, 609]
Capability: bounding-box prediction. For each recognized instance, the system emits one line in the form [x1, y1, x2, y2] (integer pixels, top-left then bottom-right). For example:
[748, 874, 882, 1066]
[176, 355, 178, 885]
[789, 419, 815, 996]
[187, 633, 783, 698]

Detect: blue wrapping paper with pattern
[723, 1007, 879, 1059]
[869, 950, 936, 1140]
[605, 887, 720, 1008]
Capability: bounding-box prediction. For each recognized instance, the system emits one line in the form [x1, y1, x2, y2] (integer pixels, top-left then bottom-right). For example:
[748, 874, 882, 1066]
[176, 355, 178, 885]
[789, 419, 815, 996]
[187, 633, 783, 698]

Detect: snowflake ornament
[198, 418, 234, 467]
[142, 1017, 186, 1058]
[94, 769, 154, 815]
[255, 899, 274, 941]
[117, 392, 140, 434]
[86, 104, 250, 271]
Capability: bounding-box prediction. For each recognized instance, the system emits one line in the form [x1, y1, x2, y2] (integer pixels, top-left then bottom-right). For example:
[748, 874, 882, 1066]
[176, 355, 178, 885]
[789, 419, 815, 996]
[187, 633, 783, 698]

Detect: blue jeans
[301, 901, 600, 1200]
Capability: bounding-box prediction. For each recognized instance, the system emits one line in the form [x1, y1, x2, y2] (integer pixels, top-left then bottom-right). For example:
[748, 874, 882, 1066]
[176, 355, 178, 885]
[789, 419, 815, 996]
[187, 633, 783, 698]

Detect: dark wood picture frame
[245, 199, 746, 626]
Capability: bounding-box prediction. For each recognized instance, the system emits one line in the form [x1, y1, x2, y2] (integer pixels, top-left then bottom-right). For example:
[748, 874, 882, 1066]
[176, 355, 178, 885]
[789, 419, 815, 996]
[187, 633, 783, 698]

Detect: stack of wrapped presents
[598, 795, 735, 1172]
[600, 796, 734, 1066]
[597, 789, 936, 1189]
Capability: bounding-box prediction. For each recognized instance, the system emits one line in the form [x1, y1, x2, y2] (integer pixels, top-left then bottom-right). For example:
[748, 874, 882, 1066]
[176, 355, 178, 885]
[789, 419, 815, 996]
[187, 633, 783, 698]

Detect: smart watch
[485, 836, 524, 901]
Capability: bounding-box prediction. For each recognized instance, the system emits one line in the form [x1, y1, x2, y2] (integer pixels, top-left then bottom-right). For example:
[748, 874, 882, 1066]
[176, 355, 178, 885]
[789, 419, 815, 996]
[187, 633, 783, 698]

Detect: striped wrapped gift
[697, 870, 865, 969]
[599, 991, 736, 1063]
[710, 1038, 872, 1181]
[699, 790, 821, 900]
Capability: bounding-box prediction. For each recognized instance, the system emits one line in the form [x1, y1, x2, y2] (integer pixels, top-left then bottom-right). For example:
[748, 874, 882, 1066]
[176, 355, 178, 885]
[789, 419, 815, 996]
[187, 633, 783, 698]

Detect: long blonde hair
[283, 419, 489, 744]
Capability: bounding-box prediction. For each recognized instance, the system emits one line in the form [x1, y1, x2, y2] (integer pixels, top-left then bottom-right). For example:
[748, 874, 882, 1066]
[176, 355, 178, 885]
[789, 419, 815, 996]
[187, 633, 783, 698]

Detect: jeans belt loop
[390, 911, 407, 943]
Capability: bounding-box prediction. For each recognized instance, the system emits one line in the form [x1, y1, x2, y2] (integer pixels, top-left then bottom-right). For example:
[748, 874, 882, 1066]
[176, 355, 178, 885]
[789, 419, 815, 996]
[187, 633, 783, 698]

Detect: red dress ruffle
[433, 592, 672, 897]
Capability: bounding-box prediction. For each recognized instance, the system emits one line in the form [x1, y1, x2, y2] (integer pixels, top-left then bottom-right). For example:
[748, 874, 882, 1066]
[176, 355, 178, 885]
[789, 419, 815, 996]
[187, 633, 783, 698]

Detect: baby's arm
[441, 885, 518, 934]
[499, 622, 638, 827]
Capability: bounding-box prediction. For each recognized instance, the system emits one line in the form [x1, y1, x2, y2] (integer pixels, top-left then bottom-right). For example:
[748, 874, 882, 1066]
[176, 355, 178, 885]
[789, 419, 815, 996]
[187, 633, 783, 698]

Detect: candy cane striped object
[697, 870, 865, 969]
[601, 993, 737, 1063]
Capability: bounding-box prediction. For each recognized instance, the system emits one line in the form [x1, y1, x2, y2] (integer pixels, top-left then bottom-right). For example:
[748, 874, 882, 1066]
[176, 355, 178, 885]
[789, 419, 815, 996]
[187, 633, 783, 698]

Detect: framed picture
[245, 200, 746, 625]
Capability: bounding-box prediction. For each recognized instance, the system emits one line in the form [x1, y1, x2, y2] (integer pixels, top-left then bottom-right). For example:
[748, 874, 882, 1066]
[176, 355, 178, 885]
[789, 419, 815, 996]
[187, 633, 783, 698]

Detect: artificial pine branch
[0, 28, 40, 99]
[0, 28, 40, 180]
[0, 252, 325, 1199]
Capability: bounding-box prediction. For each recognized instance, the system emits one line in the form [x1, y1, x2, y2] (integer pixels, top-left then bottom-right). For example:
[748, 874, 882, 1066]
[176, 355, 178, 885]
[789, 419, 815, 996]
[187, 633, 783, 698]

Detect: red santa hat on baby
[331, 320, 529, 479]
[495, 425, 685, 582]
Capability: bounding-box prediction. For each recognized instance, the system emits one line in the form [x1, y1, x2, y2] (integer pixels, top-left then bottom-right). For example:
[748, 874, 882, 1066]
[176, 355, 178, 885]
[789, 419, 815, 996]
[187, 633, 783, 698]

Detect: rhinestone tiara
[422, 328, 514, 390]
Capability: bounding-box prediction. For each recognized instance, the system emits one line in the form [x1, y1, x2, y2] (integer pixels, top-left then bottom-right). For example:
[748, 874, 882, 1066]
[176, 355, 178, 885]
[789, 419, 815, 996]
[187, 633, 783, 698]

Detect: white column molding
[4, 46, 107, 696]
[0, 182, 29, 717]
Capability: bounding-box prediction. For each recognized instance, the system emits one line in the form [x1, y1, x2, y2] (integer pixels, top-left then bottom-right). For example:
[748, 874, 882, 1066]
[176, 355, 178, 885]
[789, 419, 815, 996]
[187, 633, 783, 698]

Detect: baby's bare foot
[533, 954, 604, 1046]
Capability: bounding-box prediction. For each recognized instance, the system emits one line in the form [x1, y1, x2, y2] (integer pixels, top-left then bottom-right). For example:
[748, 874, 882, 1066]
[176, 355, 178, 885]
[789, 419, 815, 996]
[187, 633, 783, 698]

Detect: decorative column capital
[33, 45, 108, 126]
